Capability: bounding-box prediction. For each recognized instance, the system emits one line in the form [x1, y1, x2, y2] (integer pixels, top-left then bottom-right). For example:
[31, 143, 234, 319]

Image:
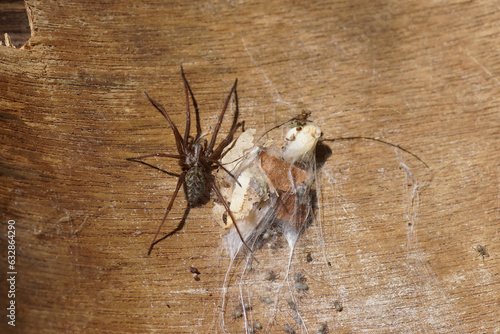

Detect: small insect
[317, 323, 328, 333]
[293, 272, 306, 283]
[264, 271, 277, 281]
[475, 245, 490, 259]
[188, 266, 201, 281]
[260, 296, 273, 304]
[188, 266, 200, 274]
[306, 252, 313, 262]
[333, 300, 343, 312]
[253, 322, 263, 330]
[256, 109, 312, 143]
[289, 110, 312, 128]
[286, 299, 297, 311]
[231, 310, 243, 319]
[293, 272, 308, 291]
[128, 67, 253, 256]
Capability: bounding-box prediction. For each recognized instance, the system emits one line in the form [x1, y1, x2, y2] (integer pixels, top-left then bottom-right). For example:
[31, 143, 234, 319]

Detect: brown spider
[128, 66, 252, 256]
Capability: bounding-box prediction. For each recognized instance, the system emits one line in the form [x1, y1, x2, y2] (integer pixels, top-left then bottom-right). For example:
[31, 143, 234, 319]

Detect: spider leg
[126, 158, 181, 178]
[202, 156, 242, 187]
[180, 66, 191, 150]
[150, 206, 191, 255]
[127, 154, 183, 178]
[209, 121, 245, 161]
[181, 66, 202, 142]
[127, 153, 183, 161]
[144, 91, 185, 156]
[209, 83, 243, 160]
[148, 171, 186, 255]
[211, 182, 259, 262]
[206, 78, 238, 155]
[229, 80, 240, 134]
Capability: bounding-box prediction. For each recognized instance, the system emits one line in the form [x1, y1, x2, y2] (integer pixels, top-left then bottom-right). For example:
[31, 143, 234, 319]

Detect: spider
[128, 66, 253, 256]
[475, 244, 489, 259]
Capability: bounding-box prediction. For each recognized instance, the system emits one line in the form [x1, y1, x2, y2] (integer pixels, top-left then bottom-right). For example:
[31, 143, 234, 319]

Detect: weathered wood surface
[1, 1, 499, 333]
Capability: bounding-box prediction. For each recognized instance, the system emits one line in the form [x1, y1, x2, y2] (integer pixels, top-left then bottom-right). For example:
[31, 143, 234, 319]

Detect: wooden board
[1, 1, 499, 333]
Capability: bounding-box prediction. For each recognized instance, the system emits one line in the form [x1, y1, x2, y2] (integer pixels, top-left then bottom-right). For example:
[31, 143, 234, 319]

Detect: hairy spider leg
[180, 66, 191, 150]
[147, 172, 186, 255]
[209, 121, 244, 162]
[127, 153, 183, 161]
[143, 91, 185, 156]
[181, 66, 203, 143]
[140, 91, 191, 255]
[211, 182, 259, 263]
[230, 85, 241, 133]
[206, 79, 238, 156]
[203, 156, 241, 187]
[206, 80, 245, 159]
[125, 158, 180, 178]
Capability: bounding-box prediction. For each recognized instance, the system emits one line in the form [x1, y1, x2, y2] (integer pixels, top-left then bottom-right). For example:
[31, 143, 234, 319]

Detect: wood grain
[1, 1, 499, 333]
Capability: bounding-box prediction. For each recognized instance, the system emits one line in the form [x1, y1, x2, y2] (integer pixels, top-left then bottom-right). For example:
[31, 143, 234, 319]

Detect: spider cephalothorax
[128, 66, 252, 256]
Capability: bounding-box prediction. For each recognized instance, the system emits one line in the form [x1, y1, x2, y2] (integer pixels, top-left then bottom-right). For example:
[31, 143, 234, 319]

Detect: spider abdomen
[185, 166, 206, 205]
